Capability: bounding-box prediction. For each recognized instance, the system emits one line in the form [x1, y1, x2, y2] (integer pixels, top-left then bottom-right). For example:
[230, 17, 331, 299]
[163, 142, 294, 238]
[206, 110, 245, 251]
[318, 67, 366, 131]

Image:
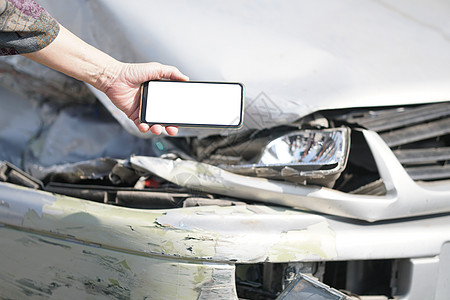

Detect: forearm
[20, 20, 187, 136]
[22, 25, 123, 93]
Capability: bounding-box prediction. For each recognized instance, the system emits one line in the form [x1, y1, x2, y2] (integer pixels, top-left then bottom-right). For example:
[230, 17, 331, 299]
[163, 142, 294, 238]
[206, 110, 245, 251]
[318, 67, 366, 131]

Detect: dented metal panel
[0, 227, 237, 299]
[131, 130, 450, 222]
[2, 181, 450, 264]
[2, 181, 450, 298]
[0, 182, 337, 263]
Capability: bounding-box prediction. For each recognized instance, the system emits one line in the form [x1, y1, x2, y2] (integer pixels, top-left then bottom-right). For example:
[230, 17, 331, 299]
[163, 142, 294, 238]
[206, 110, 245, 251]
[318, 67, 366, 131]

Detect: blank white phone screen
[145, 81, 243, 126]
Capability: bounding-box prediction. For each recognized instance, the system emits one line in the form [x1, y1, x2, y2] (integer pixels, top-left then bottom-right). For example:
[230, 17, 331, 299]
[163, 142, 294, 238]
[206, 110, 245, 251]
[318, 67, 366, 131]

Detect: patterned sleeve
[0, 0, 60, 55]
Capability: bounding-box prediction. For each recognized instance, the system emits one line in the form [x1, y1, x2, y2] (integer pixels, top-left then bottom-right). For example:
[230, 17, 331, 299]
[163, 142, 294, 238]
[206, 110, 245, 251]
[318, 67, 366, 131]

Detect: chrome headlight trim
[223, 127, 350, 182]
[258, 128, 348, 167]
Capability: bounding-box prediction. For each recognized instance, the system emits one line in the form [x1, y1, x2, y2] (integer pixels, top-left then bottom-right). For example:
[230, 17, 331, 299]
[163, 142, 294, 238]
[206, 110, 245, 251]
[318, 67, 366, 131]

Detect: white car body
[1, 1, 450, 299]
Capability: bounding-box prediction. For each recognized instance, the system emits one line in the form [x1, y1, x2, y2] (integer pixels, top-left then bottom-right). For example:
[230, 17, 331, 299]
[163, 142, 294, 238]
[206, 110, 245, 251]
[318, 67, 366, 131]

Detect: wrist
[23, 25, 126, 94]
[90, 58, 126, 94]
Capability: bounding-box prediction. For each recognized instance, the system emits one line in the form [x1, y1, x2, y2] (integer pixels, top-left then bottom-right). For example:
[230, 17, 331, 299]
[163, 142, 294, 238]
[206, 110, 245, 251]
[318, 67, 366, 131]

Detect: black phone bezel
[139, 80, 244, 128]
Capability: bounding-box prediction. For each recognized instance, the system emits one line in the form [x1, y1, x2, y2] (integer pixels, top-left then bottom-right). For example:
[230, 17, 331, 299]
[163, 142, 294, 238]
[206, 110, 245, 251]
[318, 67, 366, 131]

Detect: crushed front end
[2, 99, 450, 299]
[2, 0, 450, 299]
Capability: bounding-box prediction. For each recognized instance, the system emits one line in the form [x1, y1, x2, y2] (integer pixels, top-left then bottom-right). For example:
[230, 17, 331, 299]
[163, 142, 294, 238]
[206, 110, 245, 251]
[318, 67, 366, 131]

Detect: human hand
[102, 62, 189, 136]
[22, 25, 188, 136]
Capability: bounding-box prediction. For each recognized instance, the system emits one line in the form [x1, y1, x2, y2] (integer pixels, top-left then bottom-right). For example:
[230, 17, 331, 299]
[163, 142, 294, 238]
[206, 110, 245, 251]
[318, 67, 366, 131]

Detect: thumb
[154, 63, 189, 81]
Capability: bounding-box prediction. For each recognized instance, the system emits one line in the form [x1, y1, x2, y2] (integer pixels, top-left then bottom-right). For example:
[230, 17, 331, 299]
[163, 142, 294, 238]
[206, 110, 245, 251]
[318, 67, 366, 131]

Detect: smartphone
[139, 80, 244, 128]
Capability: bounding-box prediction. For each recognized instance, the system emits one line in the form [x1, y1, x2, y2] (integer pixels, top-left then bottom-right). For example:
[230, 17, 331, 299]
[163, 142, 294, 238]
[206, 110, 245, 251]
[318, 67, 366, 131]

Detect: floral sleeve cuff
[0, 0, 60, 56]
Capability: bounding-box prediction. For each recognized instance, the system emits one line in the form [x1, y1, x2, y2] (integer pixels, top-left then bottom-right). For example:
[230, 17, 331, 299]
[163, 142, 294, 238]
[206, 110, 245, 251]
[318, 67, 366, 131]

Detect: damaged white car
[1, 0, 450, 299]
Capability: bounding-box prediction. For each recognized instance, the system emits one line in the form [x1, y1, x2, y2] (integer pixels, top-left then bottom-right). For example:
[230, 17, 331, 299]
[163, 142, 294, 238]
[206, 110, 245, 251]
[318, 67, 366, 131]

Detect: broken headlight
[222, 127, 350, 186]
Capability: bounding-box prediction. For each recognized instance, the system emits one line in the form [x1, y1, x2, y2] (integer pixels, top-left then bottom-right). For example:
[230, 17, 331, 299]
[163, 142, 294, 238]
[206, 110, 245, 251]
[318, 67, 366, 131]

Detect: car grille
[344, 102, 450, 181]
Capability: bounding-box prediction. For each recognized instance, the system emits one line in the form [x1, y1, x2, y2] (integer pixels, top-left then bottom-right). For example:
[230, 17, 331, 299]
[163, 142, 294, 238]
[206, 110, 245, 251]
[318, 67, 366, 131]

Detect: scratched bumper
[2, 181, 450, 299]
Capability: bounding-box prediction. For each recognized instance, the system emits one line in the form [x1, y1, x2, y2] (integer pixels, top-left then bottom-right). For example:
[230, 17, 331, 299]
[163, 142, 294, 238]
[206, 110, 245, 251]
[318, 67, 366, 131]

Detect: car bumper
[1, 181, 450, 299]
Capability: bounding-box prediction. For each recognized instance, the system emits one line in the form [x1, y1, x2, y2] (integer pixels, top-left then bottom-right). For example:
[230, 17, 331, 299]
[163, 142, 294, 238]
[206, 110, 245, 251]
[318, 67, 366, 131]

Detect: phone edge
[139, 80, 245, 128]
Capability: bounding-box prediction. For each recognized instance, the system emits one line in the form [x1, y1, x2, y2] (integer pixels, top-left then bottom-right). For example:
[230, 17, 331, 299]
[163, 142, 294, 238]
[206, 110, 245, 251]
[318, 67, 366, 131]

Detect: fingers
[150, 124, 163, 135]
[155, 63, 189, 82]
[137, 123, 150, 133]
[137, 117, 178, 136]
[149, 124, 178, 136]
[165, 126, 178, 136]
[130, 62, 184, 136]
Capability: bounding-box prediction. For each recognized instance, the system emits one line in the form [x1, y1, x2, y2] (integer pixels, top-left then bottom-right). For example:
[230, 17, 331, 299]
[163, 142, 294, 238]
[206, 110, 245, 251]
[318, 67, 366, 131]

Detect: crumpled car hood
[40, 0, 450, 136]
